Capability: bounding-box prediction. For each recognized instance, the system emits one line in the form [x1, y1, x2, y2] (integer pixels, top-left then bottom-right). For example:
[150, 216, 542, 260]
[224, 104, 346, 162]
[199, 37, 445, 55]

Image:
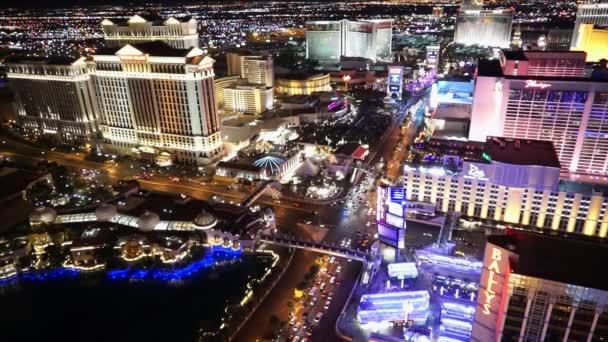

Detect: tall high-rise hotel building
[470, 51, 608, 176]
[472, 230, 608, 341]
[571, 0, 608, 49]
[454, 0, 514, 48]
[89, 42, 222, 164]
[101, 15, 199, 49]
[7, 15, 223, 164]
[6, 56, 99, 141]
[305, 19, 393, 63]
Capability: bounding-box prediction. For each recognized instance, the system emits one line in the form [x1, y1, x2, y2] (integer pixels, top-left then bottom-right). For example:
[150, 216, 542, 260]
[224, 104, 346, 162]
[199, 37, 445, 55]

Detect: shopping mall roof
[334, 143, 368, 160]
[483, 136, 561, 168]
[411, 137, 560, 168]
[216, 161, 262, 173]
[502, 50, 587, 62]
[278, 71, 328, 80]
[488, 230, 608, 291]
[478, 57, 608, 82]
[502, 50, 527, 61]
[477, 58, 504, 77]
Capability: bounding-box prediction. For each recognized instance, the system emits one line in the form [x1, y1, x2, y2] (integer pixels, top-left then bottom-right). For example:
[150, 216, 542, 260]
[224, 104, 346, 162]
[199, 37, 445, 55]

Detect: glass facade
[499, 275, 608, 341]
[504, 89, 587, 171]
[306, 30, 342, 61]
[579, 92, 608, 174]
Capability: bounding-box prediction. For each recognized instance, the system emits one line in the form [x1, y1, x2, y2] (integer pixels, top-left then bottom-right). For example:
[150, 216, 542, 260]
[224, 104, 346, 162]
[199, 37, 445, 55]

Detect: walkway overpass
[258, 234, 371, 262]
[240, 180, 281, 208]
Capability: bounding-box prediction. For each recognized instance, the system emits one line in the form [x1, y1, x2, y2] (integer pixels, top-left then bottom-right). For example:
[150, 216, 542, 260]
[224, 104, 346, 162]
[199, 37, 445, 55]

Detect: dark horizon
[3, 0, 339, 9]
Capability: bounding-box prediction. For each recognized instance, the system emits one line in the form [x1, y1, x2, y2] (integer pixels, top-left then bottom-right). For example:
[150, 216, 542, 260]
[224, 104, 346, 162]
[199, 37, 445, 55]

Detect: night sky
[3, 0, 291, 8]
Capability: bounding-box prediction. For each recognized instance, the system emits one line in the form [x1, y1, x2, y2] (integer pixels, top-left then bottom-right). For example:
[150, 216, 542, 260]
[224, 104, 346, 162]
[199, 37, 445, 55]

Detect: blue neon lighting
[0, 248, 242, 286]
[108, 248, 242, 282]
[389, 187, 406, 204]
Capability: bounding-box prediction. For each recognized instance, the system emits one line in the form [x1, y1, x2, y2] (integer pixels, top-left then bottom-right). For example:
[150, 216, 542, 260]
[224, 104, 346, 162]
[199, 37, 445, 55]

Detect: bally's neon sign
[525, 80, 551, 89]
[482, 247, 502, 315]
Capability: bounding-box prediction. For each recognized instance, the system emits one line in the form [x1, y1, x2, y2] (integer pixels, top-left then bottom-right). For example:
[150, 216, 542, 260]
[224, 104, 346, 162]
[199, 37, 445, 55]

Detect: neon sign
[464, 164, 489, 181]
[525, 80, 551, 89]
[482, 247, 502, 315]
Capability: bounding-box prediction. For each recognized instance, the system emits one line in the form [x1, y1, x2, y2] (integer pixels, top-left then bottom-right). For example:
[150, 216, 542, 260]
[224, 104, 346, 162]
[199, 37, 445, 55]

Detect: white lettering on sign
[464, 164, 488, 181]
[525, 80, 551, 89]
[483, 247, 502, 315]
[120, 55, 146, 62]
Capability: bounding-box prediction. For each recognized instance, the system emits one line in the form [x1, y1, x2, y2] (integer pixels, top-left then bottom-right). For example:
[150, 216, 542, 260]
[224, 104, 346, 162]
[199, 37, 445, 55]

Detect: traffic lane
[232, 250, 318, 342]
[295, 261, 337, 339]
[311, 260, 362, 342]
[293, 257, 343, 339]
[2, 150, 325, 224]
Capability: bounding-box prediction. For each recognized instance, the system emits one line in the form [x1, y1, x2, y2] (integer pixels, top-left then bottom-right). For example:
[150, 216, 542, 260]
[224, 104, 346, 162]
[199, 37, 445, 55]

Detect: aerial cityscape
[0, 0, 607, 341]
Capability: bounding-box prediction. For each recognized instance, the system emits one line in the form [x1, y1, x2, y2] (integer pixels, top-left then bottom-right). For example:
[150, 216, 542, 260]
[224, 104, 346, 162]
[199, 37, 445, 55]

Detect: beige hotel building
[401, 137, 608, 238]
[89, 42, 223, 164]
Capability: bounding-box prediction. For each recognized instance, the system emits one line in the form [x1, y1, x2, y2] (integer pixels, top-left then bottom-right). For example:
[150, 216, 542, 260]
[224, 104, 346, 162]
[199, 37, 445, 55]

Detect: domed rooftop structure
[253, 155, 286, 176]
[95, 204, 117, 222]
[193, 209, 217, 229]
[29, 206, 57, 225]
[138, 211, 160, 232]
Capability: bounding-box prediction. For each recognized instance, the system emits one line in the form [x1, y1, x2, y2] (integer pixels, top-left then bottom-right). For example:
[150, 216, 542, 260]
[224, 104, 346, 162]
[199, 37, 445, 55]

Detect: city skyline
[0, 1, 607, 342]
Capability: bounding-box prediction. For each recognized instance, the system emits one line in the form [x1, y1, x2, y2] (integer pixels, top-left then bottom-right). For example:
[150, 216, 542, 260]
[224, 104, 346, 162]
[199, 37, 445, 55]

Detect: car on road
[314, 312, 323, 323]
[324, 300, 331, 310]
[309, 297, 317, 306]
[329, 276, 336, 284]
[293, 323, 300, 332]
[290, 317, 297, 325]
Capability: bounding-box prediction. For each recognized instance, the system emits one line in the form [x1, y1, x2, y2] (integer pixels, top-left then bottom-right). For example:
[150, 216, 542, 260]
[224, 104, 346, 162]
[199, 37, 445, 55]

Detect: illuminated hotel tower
[571, 0, 608, 48]
[89, 42, 223, 164]
[5, 56, 99, 141]
[472, 230, 608, 341]
[461, 0, 483, 10]
[470, 56, 608, 176]
[305, 19, 393, 63]
[454, 8, 514, 48]
[101, 14, 199, 49]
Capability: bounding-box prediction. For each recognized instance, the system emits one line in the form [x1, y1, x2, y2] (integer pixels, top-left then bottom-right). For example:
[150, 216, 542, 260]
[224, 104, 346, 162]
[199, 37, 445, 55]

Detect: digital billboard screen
[386, 213, 404, 228]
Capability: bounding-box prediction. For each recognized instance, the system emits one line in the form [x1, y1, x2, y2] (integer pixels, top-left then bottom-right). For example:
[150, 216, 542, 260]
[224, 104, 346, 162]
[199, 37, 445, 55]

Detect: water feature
[0, 249, 272, 342]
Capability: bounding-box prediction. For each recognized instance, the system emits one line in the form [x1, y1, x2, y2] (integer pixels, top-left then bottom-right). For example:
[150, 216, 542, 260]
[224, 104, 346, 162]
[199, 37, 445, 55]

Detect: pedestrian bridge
[241, 180, 281, 208]
[258, 234, 370, 262]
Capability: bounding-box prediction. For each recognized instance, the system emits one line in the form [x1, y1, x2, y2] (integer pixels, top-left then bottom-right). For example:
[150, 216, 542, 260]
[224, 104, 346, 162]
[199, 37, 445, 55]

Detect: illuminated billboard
[358, 291, 430, 325]
[426, 45, 440, 69]
[377, 185, 407, 249]
[386, 66, 404, 100]
[378, 223, 405, 249]
[387, 262, 419, 279]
